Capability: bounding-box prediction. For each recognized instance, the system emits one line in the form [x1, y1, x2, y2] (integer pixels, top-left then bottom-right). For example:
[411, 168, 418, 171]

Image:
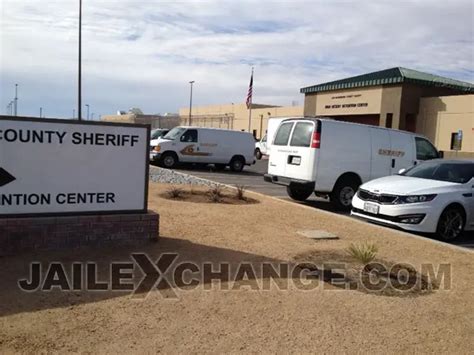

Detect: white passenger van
[255, 117, 289, 159]
[150, 126, 256, 172]
[264, 117, 441, 210]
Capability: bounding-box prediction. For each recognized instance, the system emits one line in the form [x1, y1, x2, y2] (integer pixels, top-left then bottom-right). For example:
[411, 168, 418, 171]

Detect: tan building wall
[179, 103, 303, 139]
[304, 83, 469, 130]
[102, 114, 180, 129]
[314, 87, 383, 116]
[417, 95, 474, 154]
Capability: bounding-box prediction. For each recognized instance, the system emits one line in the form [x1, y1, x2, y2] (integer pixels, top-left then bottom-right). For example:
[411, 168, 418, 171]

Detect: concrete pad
[297, 229, 339, 240]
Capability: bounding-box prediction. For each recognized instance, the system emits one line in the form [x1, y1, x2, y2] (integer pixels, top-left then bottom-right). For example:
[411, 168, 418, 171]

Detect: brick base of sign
[0, 211, 159, 255]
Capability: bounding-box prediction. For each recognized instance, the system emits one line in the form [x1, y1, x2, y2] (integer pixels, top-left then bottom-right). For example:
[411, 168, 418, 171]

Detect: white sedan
[351, 160, 474, 241]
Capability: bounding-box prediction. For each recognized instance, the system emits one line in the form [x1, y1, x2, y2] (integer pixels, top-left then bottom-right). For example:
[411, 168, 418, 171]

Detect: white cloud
[0, 0, 472, 118]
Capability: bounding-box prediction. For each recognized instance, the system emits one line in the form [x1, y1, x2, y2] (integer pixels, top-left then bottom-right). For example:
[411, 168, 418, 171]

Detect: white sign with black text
[0, 117, 149, 216]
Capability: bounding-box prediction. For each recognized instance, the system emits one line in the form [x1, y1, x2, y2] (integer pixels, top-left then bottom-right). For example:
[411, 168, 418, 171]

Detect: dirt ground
[1, 183, 473, 354]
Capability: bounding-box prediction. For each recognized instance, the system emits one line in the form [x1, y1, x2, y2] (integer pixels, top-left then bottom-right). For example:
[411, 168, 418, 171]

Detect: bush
[346, 242, 378, 265]
[167, 186, 184, 199]
[208, 185, 223, 203]
[235, 184, 247, 200]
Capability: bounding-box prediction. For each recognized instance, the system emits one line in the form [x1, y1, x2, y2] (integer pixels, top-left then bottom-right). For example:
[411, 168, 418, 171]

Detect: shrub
[208, 185, 223, 203]
[167, 186, 184, 199]
[346, 242, 378, 265]
[235, 184, 247, 200]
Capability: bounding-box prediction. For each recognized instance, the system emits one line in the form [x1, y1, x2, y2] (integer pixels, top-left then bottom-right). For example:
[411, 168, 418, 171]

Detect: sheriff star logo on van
[180, 145, 211, 156]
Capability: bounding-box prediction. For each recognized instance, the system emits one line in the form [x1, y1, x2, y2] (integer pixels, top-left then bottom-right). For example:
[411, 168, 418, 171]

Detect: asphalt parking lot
[173, 159, 474, 250]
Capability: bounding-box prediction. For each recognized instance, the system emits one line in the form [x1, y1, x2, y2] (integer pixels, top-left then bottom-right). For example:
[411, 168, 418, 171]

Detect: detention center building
[179, 67, 473, 156]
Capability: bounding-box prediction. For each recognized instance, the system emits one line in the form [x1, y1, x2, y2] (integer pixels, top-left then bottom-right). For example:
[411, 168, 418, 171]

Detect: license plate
[291, 157, 301, 165]
[363, 202, 379, 214]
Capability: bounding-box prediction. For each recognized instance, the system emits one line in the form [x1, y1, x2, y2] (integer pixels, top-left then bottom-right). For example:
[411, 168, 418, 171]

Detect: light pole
[39, 107, 43, 118]
[85, 104, 90, 120]
[78, 0, 82, 121]
[14, 84, 18, 116]
[188, 80, 194, 125]
[73, 109, 75, 119]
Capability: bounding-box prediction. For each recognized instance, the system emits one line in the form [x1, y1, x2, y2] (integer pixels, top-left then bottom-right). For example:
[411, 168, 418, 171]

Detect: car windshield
[163, 127, 187, 140]
[402, 161, 474, 184]
[151, 130, 167, 140]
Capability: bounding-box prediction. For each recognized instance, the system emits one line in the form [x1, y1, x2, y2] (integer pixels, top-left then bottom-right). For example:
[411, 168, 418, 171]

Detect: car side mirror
[438, 150, 444, 159]
[398, 168, 406, 175]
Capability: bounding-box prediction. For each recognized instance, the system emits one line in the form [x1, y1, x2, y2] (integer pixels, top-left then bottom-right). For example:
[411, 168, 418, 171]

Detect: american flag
[245, 70, 253, 109]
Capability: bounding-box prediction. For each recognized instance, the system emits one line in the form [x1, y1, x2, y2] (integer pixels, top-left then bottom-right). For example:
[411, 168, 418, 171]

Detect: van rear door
[284, 121, 317, 181]
[268, 121, 294, 177]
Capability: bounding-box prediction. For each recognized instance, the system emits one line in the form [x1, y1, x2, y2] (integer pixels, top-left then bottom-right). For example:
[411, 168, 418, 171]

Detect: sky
[1, 0, 473, 119]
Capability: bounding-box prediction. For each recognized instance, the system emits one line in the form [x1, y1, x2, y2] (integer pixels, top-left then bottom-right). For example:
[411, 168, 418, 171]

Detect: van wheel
[230, 157, 245, 172]
[330, 178, 359, 211]
[436, 206, 465, 241]
[160, 152, 178, 169]
[255, 149, 262, 160]
[287, 185, 313, 201]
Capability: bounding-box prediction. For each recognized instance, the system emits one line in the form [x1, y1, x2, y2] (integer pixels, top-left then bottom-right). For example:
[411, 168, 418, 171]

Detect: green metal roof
[300, 67, 474, 94]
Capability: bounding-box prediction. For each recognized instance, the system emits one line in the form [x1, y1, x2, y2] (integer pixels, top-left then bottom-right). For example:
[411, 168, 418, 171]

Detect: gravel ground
[149, 165, 223, 187]
[1, 183, 473, 353]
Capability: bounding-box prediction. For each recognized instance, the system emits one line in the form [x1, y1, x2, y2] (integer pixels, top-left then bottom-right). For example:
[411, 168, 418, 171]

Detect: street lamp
[78, 0, 82, 121]
[85, 104, 90, 120]
[14, 84, 18, 116]
[39, 107, 43, 118]
[188, 80, 195, 125]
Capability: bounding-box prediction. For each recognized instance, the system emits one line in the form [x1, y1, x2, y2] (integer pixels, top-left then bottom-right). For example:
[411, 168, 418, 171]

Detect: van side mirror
[438, 150, 444, 159]
[398, 168, 406, 175]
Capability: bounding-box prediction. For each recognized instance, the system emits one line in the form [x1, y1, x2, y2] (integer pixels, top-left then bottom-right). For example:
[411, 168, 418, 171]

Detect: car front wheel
[436, 206, 465, 241]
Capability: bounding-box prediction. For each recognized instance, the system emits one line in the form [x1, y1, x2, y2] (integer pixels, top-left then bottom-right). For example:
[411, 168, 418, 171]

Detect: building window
[385, 113, 393, 128]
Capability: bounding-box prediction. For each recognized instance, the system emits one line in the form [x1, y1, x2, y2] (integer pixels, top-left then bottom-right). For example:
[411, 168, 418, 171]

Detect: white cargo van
[264, 118, 441, 210]
[150, 126, 256, 172]
[255, 117, 298, 159]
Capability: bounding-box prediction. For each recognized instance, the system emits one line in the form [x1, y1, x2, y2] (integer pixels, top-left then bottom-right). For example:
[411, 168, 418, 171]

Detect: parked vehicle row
[263, 117, 473, 240]
[149, 126, 256, 172]
[264, 117, 440, 208]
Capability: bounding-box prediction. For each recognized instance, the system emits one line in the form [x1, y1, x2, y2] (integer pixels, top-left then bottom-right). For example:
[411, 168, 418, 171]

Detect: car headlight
[394, 194, 437, 204]
[153, 145, 161, 152]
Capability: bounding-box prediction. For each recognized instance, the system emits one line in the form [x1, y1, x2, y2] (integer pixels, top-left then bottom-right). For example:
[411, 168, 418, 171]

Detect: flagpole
[247, 67, 254, 133]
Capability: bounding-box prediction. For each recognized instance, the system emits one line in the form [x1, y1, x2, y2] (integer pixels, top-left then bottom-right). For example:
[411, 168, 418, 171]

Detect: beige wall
[417, 95, 474, 153]
[179, 103, 303, 138]
[102, 114, 180, 129]
[380, 85, 403, 128]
